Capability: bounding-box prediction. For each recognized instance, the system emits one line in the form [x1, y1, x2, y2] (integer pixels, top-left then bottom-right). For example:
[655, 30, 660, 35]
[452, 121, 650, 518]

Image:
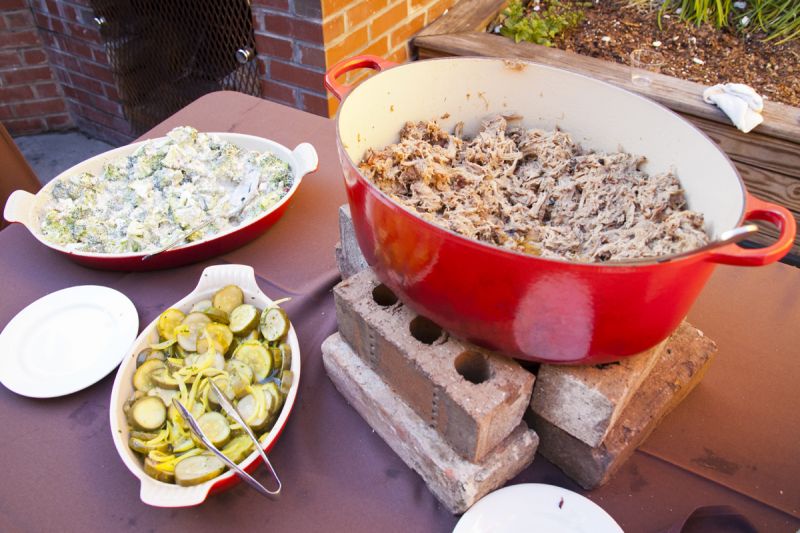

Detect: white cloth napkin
[702, 83, 764, 133]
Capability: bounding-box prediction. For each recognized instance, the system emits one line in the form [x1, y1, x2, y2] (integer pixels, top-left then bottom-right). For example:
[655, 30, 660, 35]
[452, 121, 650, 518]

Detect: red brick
[0, 0, 28, 10]
[91, 47, 108, 64]
[0, 16, 6, 31]
[260, 79, 295, 105]
[23, 48, 47, 65]
[295, 0, 322, 18]
[0, 49, 21, 68]
[49, 16, 65, 34]
[390, 13, 425, 47]
[251, 0, 289, 11]
[69, 71, 103, 94]
[347, 0, 388, 29]
[410, 0, 430, 7]
[80, 60, 115, 84]
[46, 113, 73, 129]
[0, 84, 34, 101]
[65, 21, 100, 43]
[300, 91, 328, 117]
[102, 82, 120, 101]
[325, 24, 367, 64]
[370, 1, 408, 39]
[90, 94, 122, 116]
[5, 10, 34, 28]
[0, 29, 40, 49]
[264, 13, 323, 44]
[2, 117, 47, 135]
[297, 43, 325, 69]
[254, 33, 293, 60]
[33, 82, 60, 98]
[427, 0, 452, 22]
[65, 38, 92, 59]
[322, 14, 344, 42]
[0, 104, 12, 120]
[363, 36, 389, 59]
[270, 59, 324, 92]
[2, 65, 52, 84]
[14, 98, 67, 117]
[321, 0, 357, 17]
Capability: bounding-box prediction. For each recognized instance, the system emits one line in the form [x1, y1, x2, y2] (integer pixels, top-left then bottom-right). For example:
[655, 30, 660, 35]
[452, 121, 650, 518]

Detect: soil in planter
[490, 1, 800, 107]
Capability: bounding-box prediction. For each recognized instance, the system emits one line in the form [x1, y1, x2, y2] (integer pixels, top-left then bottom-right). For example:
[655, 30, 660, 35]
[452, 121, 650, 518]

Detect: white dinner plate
[0, 285, 138, 398]
[454, 484, 623, 533]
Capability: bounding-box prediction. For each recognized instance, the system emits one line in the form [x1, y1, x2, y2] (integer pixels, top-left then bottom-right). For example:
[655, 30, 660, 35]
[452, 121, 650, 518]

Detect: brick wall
[0, 0, 72, 135]
[321, 0, 456, 115]
[30, 0, 133, 144]
[250, 0, 328, 116]
[250, 0, 456, 118]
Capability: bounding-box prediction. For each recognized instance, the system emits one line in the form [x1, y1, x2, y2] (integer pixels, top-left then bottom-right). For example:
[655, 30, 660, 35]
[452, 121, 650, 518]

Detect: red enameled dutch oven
[325, 55, 796, 364]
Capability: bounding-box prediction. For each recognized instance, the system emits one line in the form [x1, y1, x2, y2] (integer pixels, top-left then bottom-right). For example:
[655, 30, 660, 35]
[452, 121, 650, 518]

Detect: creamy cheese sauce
[39, 127, 293, 253]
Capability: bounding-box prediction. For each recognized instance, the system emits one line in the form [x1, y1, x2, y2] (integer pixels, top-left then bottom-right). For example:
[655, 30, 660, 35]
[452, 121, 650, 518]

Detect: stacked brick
[0, 0, 71, 135]
[29, 0, 133, 144]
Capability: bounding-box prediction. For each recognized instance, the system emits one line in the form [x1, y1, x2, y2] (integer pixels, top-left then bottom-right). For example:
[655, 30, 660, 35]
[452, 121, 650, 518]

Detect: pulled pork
[359, 115, 709, 262]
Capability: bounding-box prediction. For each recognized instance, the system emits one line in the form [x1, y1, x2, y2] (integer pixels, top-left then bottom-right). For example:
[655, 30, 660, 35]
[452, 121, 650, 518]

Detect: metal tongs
[172, 380, 282, 499]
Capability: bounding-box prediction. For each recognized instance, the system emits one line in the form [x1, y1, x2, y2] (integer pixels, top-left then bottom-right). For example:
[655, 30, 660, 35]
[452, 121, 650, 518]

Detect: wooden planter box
[413, 0, 800, 258]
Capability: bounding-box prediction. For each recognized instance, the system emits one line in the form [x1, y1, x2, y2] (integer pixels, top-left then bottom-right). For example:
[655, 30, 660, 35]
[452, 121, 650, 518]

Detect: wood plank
[417, 0, 507, 38]
[686, 115, 800, 180]
[412, 32, 800, 146]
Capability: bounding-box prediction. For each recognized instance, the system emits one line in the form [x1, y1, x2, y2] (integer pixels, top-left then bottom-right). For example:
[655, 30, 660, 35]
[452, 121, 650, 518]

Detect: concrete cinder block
[322, 332, 539, 514]
[333, 269, 535, 463]
[530, 339, 665, 447]
[530, 322, 717, 489]
[336, 204, 369, 279]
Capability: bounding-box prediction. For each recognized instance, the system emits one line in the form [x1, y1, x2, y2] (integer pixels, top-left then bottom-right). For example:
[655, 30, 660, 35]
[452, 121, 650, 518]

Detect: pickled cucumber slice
[133, 359, 166, 392]
[168, 400, 205, 428]
[263, 381, 283, 416]
[236, 387, 272, 430]
[147, 387, 179, 407]
[279, 343, 292, 372]
[207, 374, 236, 405]
[212, 285, 244, 314]
[280, 370, 294, 396]
[229, 304, 259, 335]
[157, 309, 186, 341]
[232, 341, 272, 381]
[196, 323, 233, 354]
[177, 312, 212, 352]
[129, 435, 169, 455]
[202, 307, 229, 325]
[260, 307, 289, 342]
[130, 396, 167, 431]
[197, 411, 231, 447]
[174, 453, 226, 486]
[190, 299, 213, 313]
[221, 435, 254, 464]
[150, 368, 179, 390]
[225, 359, 254, 398]
[144, 457, 175, 483]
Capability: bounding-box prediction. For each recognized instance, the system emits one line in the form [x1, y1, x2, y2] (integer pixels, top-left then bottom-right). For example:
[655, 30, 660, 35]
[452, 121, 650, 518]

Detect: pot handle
[324, 55, 397, 101]
[708, 194, 797, 266]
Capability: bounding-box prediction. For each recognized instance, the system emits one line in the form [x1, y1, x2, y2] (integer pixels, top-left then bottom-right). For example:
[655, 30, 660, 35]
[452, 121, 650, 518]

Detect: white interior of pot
[338, 57, 745, 238]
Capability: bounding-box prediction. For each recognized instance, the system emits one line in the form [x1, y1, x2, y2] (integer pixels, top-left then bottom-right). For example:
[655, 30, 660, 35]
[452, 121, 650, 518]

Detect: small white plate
[454, 483, 623, 533]
[0, 285, 138, 398]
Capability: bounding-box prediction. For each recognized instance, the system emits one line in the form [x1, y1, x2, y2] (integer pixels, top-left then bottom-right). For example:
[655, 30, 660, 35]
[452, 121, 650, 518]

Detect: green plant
[744, 0, 800, 44]
[657, 0, 733, 30]
[500, 0, 588, 47]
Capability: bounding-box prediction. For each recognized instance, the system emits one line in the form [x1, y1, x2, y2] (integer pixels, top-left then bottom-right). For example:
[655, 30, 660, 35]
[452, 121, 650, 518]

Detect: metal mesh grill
[91, 0, 261, 135]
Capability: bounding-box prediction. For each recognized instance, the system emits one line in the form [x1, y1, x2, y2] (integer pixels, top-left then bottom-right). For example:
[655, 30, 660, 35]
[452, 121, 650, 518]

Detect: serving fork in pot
[172, 380, 282, 499]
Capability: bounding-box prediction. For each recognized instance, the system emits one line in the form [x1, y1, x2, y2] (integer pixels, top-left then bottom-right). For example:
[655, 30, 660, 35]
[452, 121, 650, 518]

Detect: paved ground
[13, 130, 116, 185]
